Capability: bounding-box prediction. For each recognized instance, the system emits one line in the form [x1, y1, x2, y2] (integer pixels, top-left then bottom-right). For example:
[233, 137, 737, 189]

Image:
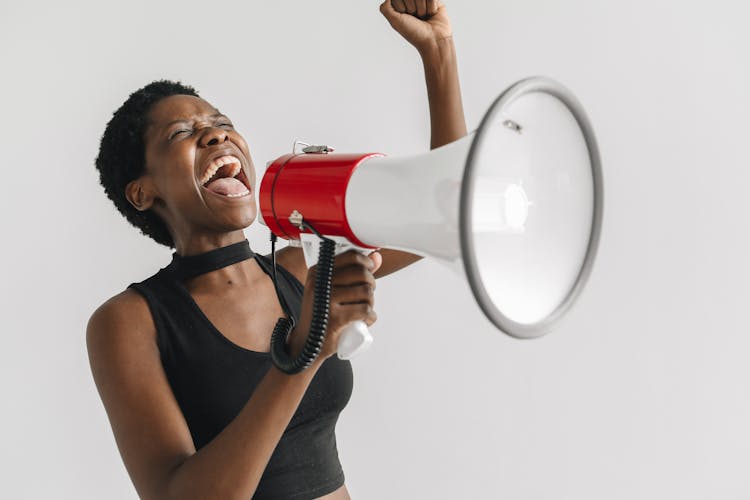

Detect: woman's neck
[172, 229, 249, 257]
[185, 258, 263, 290]
[169, 230, 268, 288]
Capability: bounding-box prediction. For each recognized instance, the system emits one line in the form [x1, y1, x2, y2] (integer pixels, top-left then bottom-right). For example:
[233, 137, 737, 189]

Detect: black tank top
[128, 251, 353, 500]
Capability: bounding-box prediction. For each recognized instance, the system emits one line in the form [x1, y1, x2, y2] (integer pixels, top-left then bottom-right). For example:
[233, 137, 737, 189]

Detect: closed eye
[169, 129, 192, 141]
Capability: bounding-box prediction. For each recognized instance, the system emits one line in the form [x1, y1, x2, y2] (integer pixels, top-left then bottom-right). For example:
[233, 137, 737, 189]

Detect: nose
[199, 126, 229, 147]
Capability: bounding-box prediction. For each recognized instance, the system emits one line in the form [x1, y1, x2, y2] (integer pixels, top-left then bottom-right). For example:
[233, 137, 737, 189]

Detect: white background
[1, 1, 748, 498]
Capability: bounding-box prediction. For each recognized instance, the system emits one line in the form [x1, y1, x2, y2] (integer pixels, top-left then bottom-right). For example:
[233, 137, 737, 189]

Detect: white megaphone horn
[259, 76, 603, 366]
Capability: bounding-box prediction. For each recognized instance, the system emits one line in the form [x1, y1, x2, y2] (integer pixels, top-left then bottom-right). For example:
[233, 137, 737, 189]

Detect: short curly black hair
[95, 80, 200, 247]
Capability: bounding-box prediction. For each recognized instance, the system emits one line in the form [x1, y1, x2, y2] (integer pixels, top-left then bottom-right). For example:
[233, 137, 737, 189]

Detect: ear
[125, 177, 156, 211]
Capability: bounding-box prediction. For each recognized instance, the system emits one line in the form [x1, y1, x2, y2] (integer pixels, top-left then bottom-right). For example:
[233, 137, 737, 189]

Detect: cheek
[155, 157, 199, 200]
[167, 146, 197, 183]
[233, 134, 251, 158]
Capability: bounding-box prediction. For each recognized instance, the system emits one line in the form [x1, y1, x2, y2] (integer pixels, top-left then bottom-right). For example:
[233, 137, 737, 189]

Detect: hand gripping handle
[299, 233, 376, 361]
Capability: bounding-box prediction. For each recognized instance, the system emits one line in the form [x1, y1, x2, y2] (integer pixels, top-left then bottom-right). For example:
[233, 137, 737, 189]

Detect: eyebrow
[162, 113, 227, 129]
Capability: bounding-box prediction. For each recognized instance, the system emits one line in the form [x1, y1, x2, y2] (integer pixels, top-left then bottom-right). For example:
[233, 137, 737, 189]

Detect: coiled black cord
[269, 225, 336, 374]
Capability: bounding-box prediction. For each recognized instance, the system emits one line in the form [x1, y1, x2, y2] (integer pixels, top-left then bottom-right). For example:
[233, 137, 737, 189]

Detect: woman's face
[138, 94, 256, 244]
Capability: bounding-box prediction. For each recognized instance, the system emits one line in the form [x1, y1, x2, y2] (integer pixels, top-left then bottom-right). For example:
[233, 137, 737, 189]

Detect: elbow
[155, 457, 259, 500]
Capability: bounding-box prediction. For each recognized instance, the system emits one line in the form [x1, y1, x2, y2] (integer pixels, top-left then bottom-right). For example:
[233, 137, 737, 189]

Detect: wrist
[418, 36, 456, 65]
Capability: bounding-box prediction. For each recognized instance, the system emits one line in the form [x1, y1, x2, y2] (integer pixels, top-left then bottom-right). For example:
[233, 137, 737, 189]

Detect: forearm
[161, 361, 323, 500]
[373, 38, 468, 275]
[419, 37, 468, 149]
[373, 40, 468, 276]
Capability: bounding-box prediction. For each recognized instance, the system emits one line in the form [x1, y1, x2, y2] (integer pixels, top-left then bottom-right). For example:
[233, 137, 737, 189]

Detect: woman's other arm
[376, 0, 468, 278]
[87, 291, 323, 500]
[275, 2, 466, 280]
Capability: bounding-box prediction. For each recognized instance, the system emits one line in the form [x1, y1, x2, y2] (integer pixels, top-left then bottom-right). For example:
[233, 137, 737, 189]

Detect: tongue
[205, 177, 248, 196]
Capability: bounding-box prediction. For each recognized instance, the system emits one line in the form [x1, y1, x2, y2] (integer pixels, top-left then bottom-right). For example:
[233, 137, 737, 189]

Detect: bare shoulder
[87, 289, 155, 358]
[88, 288, 152, 327]
[87, 289, 195, 498]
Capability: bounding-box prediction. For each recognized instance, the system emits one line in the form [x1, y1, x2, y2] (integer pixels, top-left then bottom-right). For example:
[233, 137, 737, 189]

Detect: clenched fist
[380, 0, 453, 55]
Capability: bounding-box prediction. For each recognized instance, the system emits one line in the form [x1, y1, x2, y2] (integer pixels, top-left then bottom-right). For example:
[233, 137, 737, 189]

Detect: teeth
[200, 155, 242, 185]
[226, 189, 250, 198]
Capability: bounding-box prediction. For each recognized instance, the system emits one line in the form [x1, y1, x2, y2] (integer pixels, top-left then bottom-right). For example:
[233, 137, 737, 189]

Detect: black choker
[168, 239, 256, 280]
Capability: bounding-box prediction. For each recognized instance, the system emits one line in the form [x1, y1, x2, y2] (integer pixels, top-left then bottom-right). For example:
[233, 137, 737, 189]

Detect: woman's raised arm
[375, 0, 468, 278]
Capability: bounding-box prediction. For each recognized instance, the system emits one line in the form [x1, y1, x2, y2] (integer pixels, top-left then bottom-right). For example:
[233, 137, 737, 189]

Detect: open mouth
[199, 155, 251, 198]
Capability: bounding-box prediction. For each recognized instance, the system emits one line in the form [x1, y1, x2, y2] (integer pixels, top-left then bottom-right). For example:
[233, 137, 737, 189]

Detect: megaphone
[259, 76, 603, 371]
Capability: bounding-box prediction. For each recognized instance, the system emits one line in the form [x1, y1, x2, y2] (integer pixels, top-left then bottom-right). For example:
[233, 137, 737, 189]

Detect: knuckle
[356, 253, 374, 269]
[334, 252, 352, 266]
[358, 267, 371, 281]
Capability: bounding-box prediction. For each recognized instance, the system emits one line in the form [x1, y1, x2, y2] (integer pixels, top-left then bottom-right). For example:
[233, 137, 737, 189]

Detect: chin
[241, 210, 258, 229]
[222, 203, 258, 231]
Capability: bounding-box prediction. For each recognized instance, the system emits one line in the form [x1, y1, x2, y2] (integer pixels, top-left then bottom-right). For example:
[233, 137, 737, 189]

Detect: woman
[88, 2, 466, 498]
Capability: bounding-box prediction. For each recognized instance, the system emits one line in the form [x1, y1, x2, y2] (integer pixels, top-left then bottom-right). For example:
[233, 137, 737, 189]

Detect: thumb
[368, 251, 383, 274]
[379, 0, 401, 25]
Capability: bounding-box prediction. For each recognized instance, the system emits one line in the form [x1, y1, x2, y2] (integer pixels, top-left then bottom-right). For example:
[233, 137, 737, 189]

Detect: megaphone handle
[299, 232, 376, 360]
[337, 320, 373, 360]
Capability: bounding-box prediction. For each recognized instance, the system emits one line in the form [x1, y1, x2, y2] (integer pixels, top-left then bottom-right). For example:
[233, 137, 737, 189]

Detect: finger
[416, 0, 427, 17]
[427, 0, 439, 15]
[335, 250, 375, 270]
[404, 0, 417, 14]
[334, 304, 378, 328]
[365, 307, 378, 327]
[368, 251, 383, 274]
[332, 265, 376, 288]
[392, 0, 407, 13]
[379, 0, 394, 19]
[333, 283, 375, 306]
[306, 252, 372, 289]
[381, 0, 404, 15]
